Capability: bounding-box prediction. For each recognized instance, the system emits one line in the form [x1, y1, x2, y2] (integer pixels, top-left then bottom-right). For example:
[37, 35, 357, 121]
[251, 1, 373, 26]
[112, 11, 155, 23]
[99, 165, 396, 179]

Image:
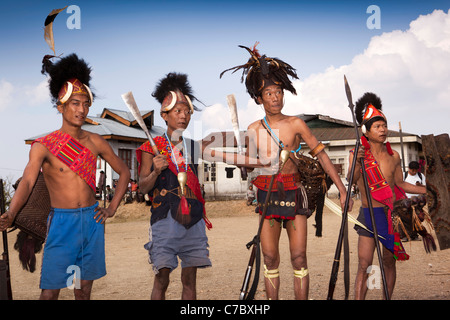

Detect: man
[0, 54, 130, 300]
[404, 161, 425, 198]
[137, 72, 213, 300]
[97, 170, 105, 199]
[138, 72, 265, 300]
[221, 44, 352, 300]
[247, 185, 255, 206]
[350, 92, 426, 299]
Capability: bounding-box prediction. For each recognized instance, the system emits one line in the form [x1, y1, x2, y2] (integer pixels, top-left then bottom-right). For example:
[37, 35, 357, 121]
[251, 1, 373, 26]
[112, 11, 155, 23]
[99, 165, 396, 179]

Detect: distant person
[404, 161, 426, 198]
[98, 170, 105, 199]
[246, 185, 255, 206]
[313, 176, 333, 237]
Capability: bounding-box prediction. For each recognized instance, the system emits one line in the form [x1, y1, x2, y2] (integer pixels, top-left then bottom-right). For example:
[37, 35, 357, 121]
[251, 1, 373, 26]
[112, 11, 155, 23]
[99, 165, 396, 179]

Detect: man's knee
[290, 250, 307, 270]
[181, 267, 197, 288]
[40, 289, 60, 300]
[382, 254, 396, 270]
[357, 258, 373, 274]
[263, 251, 280, 269]
[155, 268, 170, 289]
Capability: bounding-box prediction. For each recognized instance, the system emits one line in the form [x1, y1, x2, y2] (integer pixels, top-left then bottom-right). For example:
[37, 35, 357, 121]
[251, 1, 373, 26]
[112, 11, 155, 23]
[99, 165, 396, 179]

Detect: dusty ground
[5, 199, 450, 300]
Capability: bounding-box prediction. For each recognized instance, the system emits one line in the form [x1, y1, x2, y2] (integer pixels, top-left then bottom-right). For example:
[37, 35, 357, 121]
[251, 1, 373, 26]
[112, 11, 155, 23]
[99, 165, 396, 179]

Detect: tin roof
[25, 108, 165, 144]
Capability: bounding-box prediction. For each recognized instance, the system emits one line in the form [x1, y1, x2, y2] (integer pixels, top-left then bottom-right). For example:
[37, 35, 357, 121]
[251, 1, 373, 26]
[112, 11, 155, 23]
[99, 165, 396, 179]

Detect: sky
[0, 0, 449, 182]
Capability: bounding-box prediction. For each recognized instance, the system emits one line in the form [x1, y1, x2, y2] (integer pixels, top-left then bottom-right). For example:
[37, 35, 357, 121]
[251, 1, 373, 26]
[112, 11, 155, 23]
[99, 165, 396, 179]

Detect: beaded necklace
[164, 132, 188, 173]
[263, 116, 301, 154]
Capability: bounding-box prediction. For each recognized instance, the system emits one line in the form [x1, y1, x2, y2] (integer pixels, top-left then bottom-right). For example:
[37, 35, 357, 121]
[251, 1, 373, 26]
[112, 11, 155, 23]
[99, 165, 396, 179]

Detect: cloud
[0, 80, 14, 111]
[0, 79, 51, 113]
[201, 9, 450, 136]
[25, 80, 51, 107]
[289, 9, 450, 135]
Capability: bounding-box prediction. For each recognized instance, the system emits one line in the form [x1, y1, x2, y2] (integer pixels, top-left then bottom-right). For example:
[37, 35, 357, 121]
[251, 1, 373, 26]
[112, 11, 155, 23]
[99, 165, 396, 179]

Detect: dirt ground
[5, 198, 450, 300]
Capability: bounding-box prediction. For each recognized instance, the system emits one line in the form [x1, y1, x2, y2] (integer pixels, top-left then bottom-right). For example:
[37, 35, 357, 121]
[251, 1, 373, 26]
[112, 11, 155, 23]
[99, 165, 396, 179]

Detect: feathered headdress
[220, 42, 299, 103]
[41, 54, 94, 107]
[355, 92, 384, 124]
[152, 72, 202, 114]
[355, 92, 386, 134]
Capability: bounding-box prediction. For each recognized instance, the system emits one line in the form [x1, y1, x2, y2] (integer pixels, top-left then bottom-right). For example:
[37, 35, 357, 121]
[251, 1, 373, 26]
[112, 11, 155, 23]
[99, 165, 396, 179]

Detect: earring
[361, 125, 367, 134]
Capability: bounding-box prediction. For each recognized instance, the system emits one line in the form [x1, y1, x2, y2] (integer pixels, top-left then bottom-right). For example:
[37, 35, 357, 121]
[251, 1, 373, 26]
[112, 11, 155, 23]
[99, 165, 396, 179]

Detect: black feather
[220, 45, 299, 104]
[152, 72, 203, 111]
[355, 92, 383, 125]
[41, 53, 94, 106]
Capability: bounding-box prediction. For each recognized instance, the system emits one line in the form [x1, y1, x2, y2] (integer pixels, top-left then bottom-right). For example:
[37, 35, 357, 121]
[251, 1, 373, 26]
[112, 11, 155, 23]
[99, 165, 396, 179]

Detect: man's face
[366, 119, 388, 143]
[58, 93, 90, 127]
[257, 85, 284, 114]
[161, 103, 191, 133]
[408, 168, 418, 176]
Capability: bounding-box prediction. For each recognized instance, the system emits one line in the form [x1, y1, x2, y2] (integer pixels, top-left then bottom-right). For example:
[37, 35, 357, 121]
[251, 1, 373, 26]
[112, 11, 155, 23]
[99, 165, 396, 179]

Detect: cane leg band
[309, 142, 325, 158]
[294, 268, 309, 289]
[264, 265, 279, 289]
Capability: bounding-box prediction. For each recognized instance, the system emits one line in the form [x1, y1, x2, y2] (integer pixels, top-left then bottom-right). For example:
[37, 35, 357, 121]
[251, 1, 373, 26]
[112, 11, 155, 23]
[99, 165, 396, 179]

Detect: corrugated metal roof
[25, 108, 164, 143]
[83, 116, 165, 139]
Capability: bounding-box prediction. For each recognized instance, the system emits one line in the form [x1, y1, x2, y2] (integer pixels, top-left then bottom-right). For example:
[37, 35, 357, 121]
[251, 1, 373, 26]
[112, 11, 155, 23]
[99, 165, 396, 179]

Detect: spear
[399, 122, 406, 173]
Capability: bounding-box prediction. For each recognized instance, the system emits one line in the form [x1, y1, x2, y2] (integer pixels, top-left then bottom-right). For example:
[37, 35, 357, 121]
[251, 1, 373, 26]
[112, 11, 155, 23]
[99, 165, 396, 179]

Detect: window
[225, 167, 236, 179]
[211, 163, 216, 182]
[203, 163, 210, 182]
[331, 157, 346, 178]
[119, 149, 132, 170]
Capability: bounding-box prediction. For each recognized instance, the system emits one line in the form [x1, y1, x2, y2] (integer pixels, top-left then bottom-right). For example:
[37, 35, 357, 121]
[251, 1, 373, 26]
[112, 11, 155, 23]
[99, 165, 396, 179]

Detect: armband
[309, 142, 325, 158]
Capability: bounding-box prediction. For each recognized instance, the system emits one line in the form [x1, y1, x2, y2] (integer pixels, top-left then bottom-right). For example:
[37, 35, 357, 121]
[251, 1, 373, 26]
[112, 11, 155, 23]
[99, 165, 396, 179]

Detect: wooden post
[0, 179, 13, 300]
[421, 134, 450, 250]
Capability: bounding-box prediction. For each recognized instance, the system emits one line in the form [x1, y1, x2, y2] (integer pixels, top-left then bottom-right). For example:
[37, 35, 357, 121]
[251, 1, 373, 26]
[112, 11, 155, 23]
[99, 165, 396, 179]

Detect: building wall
[95, 140, 142, 189]
[199, 159, 249, 200]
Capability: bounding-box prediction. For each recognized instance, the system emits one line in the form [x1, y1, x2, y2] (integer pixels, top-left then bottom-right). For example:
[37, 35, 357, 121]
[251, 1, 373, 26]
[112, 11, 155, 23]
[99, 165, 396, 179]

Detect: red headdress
[355, 92, 385, 135]
[58, 77, 93, 106]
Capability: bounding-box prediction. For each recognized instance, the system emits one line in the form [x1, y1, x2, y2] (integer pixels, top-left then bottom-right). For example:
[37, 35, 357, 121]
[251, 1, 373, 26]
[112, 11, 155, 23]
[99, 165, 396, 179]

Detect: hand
[93, 206, 115, 224]
[340, 192, 354, 212]
[0, 211, 14, 231]
[153, 154, 169, 175]
[356, 146, 365, 162]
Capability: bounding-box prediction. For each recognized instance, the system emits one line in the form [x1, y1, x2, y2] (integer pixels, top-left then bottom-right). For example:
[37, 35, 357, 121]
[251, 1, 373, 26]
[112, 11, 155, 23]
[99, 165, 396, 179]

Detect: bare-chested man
[350, 92, 426, 299]
[221, 44, 352, 300]
[0, 54, 130, 300]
